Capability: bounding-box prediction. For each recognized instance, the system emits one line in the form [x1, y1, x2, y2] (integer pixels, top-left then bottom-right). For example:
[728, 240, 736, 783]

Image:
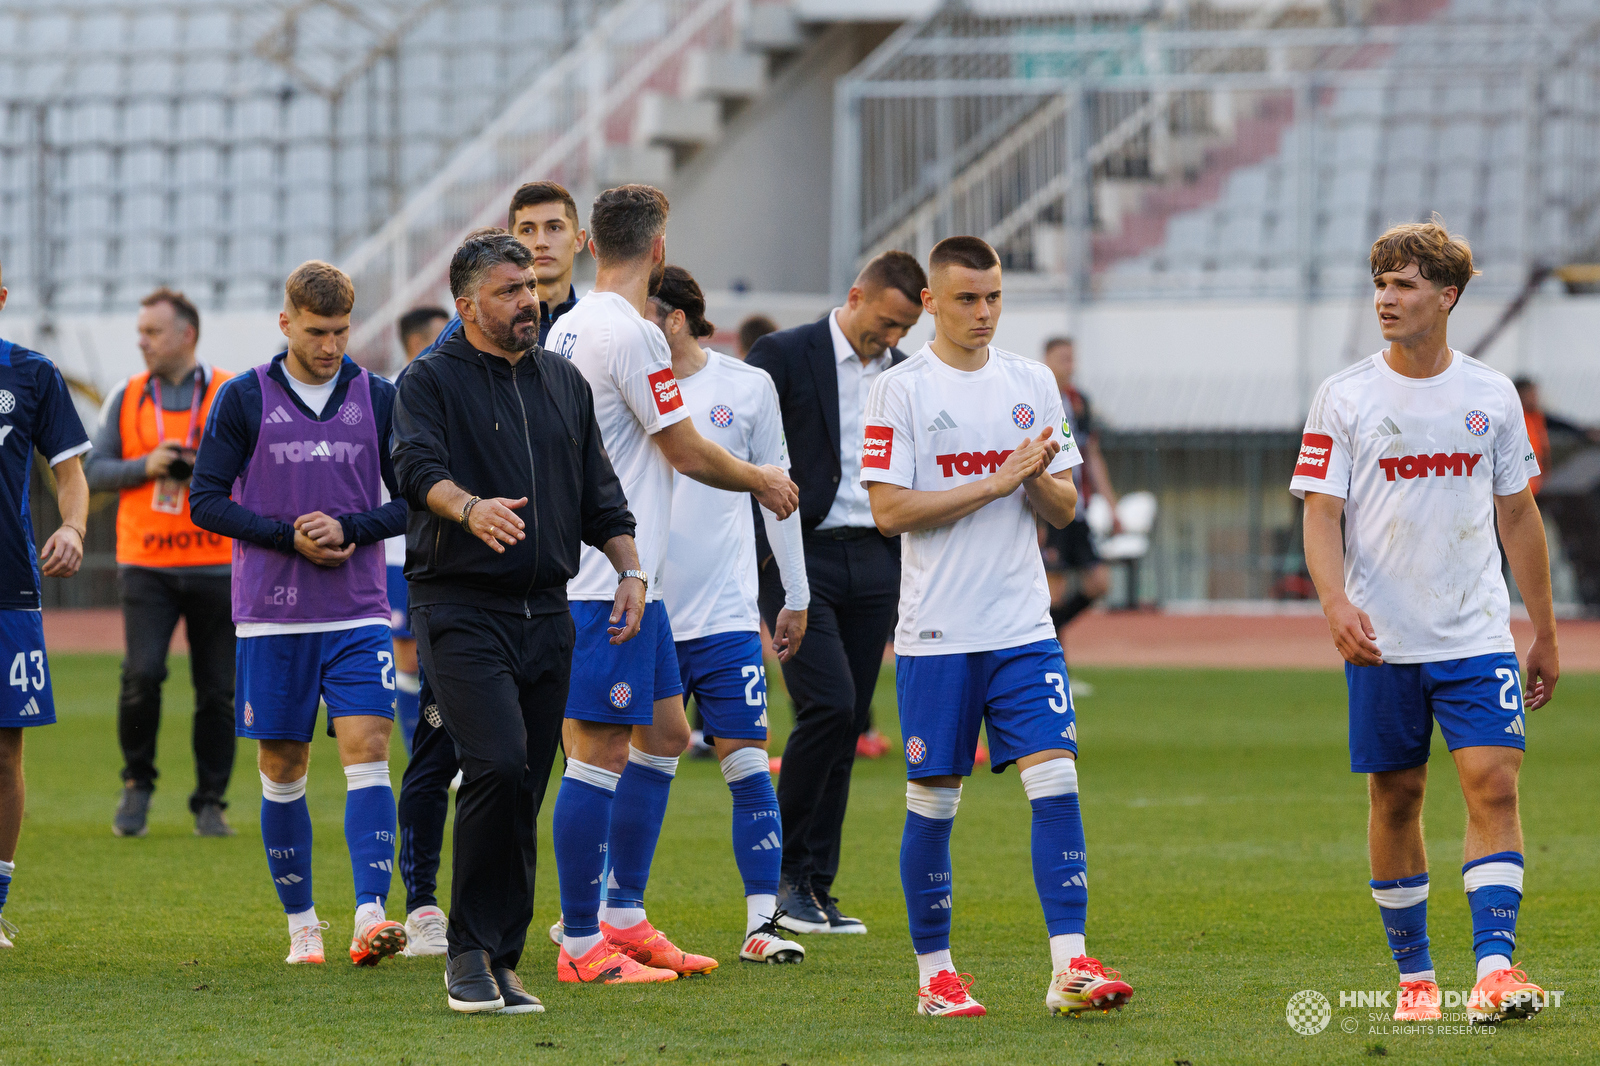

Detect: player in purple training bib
[190, 262, 409, 969]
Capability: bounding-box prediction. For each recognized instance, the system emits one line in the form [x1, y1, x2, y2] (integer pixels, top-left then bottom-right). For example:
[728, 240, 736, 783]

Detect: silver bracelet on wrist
[460, 496, 482, 525]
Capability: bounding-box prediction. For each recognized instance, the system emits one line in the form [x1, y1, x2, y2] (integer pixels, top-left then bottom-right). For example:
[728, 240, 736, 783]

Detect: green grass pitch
[3, 655, 1595, 1065]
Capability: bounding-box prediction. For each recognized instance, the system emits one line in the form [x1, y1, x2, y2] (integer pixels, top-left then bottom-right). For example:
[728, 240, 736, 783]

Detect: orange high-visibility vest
[1524, 408, 1550, 496]
[115, 365, 234, 567]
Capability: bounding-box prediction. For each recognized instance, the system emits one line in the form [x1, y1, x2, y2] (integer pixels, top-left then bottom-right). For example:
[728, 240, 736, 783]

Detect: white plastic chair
[1084, 491, 1158, 609]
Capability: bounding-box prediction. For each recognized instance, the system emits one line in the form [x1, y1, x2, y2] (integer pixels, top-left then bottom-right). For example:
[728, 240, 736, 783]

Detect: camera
[166, 452, 196, 482]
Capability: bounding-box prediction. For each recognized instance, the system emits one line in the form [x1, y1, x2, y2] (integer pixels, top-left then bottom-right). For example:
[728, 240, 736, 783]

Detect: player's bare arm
[38, 455, 87, 579]
[1495, 486, 1559, 708]
[601, 533, 645, 644]
[867, 427, 1059, 537]
[1303, 490, 1382, 666]
[423, 478, 527, 555]
[1022, 461, 1079, 528]
[653, 417, 798, 519]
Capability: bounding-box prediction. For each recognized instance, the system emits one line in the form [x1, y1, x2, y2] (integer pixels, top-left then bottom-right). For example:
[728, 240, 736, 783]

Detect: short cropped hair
[738, 314, 779, 355]
[929, 235, 1001, 275]
[589, 184, 670, 262]
[1043, 336, 1074, 355]
[285, 261, 355, 317]
[508, 180, 580, 229]
[854, 250, 927, 306]
[449, 230, 534, 300]
[1370, 216, 1479, 311]
[652, 266, 715, 339]
[141, 286, 201, 340]
[399, 306, 450, 343]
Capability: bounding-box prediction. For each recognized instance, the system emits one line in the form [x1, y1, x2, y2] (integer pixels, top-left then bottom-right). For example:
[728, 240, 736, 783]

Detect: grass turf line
[2, 655, 1594, 1065]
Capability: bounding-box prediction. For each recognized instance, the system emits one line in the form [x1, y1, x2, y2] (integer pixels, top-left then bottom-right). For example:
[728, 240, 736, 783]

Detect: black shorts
[1042, 519, 1099, 572]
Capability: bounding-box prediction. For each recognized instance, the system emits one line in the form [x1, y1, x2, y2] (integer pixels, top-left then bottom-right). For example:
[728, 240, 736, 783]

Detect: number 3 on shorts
[1495, 667, 1520, 711]
[1045, 671, 1069, 713]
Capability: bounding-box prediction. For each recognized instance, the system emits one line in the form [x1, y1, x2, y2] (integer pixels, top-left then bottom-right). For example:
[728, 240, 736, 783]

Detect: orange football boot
[557, 938, 678, 984]
[601, 919, 718, 975]
[1468, 967, 1545, 1023]
[350, 915, 407, 966]
[1394, 979, 1442, 1021]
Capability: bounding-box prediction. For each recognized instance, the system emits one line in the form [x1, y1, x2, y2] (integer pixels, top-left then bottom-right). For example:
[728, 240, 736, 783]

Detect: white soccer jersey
[663, 350, 799, 640]
[1290, 350, 1539, 664]
[862, 344, 1081, 656]
[546, 291, 691, 601]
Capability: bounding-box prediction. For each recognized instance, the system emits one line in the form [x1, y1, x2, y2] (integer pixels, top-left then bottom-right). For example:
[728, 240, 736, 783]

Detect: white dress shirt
[817, 308, 891, 530]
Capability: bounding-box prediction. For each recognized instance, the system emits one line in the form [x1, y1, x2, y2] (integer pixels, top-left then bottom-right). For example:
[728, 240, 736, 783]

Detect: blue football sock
[0, 857, 13, 919]
[902, 782, 961, 954]
[260, 774, 314, 914]
[723, 748, 781, 897]
[1464, 851, 1524, 966]
[343, 762, 396, 909]
[395, 671, 420, 755]
[605, 751, 676, 914]
[1371, 873, 1433, 978]
[553, 764, 619, 941]
[1020, 759, 1087, 937]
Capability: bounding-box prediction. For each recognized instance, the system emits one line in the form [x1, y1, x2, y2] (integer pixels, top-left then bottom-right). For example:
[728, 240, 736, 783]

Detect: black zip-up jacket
[391, 329, 635, 618]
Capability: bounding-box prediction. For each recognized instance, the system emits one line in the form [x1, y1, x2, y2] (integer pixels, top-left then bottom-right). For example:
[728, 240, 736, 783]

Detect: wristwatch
[618, 569, 648, 592]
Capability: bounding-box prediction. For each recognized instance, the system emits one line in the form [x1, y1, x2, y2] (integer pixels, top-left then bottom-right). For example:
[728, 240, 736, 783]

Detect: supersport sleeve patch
[862, 425, 894, 469]
[647, 367, 683, 415]
[1295, 432, 1334, 479]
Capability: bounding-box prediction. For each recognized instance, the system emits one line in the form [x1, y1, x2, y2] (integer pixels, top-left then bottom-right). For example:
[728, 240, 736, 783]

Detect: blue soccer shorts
[236, 624, 398, 741]
[566, 599, 683, 726]
[1347, 652, 1526, 773]
[386, 565, 413, 639]
[0, 610, 55, 728]
[896, 638, 1078, 778]
[676, 630, 768, 742]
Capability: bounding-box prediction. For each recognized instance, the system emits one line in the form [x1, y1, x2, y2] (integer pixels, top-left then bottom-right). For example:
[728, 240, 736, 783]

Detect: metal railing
[831, 4, 1600, 304]
[340, 0, 777, 369]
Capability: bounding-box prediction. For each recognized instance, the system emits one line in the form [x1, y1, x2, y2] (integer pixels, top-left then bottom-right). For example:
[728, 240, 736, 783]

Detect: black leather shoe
[819, 891, 868, 935]
[774, 874, 829, 935]
[445, 950, 505, 1013]
[493, 967, 544, 1014]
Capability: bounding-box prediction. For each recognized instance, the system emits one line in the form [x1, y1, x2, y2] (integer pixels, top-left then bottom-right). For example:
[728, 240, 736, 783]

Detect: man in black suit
[748, 250, 926, 935]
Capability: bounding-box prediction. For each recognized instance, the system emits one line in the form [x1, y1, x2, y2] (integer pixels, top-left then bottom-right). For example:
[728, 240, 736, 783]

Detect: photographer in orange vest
[85, 289, 236, 838]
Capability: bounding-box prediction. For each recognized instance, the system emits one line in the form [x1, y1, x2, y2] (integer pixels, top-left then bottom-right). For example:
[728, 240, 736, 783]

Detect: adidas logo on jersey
[930, 895, 952, 910]
[1368, 416, 1402, 440]
[275, 873, 304, 886]
[1377, 452, 1484, 481]
[369, 860, 393, 872]
[1505, 715, 1525, 736]
[926, 409, 958, 432]
[19, 696, 40, 717]
[266, 405, 294, 424]
[750, 830, 780, 852]
[1062, 872, 1088, 889]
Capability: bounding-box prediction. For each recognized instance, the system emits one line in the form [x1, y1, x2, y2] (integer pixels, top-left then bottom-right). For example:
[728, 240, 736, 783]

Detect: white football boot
[740, 911, 805, 964]
[286, 920, 329, 964]
[403, 905, 449, 957]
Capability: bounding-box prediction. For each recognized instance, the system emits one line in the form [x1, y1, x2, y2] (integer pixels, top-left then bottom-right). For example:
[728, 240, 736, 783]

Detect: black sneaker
[774, 875, 829, 935]
[818, 890, 868, 935]
[113, 784, 152, 838]
[194, 803, 235, 837]
[492, 967, 544, 1014]
[445, 950, 505, 1013]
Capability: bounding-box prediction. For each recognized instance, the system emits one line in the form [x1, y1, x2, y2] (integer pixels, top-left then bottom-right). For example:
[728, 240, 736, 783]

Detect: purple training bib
[231, 364, 388, 626]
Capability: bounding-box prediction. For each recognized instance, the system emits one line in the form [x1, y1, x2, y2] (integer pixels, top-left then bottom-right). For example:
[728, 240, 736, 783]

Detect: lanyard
[151, 363, 207, 449]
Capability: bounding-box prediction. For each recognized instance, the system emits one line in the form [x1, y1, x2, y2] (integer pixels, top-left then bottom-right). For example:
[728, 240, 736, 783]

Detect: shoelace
[1492, 967, 1531, 984]
[751, 908, 790, 938]
[0, 915, 18, 938]
[412, 910, 448, 941]
[926, 971, 976, 1002]
[291, 920, 329, 953]
[1070, 956, 1122, 981]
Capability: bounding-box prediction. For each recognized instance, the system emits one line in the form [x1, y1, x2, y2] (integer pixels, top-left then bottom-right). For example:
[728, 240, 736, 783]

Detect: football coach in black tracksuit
[747, 250, 927, 935]
[392, 231, 642, 1014]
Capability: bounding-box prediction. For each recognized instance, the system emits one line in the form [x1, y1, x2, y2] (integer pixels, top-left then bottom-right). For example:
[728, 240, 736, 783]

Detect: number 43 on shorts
[9, 650, 45, 692]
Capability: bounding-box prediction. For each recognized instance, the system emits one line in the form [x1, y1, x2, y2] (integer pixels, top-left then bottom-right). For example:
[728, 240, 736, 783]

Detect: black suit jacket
[747, 313, 907, 539]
